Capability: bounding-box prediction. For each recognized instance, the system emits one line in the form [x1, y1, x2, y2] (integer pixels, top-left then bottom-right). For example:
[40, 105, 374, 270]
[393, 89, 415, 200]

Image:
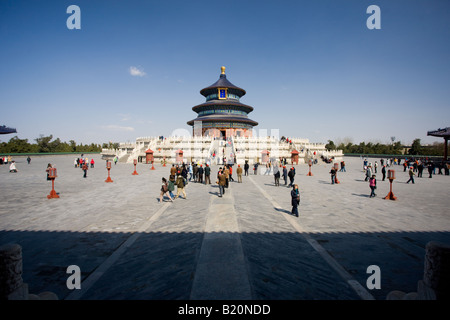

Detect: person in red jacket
[229, 164, 234, 182]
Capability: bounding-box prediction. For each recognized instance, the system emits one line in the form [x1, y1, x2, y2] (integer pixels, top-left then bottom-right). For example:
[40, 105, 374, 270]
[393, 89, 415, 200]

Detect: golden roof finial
[221, 66, 226, 74]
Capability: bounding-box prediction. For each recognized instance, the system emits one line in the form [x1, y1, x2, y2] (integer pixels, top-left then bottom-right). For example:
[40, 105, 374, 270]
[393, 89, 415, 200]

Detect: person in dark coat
[330, 167, 336, 184]
[204, 164, 211, 184]
[381, 165, 386, 181]
[244, 161, 249, 176]
[198, 165, 204, 183]
[288, 167, 295, 187]
[291, 184, 300, 217]
[193, 164, 199, 182]
[427, 162, 434, 178]
[418, 161, 424, 177]
[282, 166, 288, 185]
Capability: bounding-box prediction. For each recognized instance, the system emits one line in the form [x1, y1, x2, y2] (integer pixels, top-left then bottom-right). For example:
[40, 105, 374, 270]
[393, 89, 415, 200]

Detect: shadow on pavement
[1, 228, 449, 300]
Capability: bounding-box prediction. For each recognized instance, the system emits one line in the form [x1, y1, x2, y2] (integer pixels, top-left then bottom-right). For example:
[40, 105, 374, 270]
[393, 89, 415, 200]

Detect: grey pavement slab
[0, 154, 449, 300]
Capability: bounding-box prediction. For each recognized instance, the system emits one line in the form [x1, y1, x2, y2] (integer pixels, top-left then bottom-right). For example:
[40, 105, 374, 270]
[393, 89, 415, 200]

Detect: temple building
[102, 66, 343, 165]
[187, 66, 258, 138]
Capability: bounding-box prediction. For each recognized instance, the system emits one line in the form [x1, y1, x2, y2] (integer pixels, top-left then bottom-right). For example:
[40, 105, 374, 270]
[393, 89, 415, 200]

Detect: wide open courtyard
[1, 154, 449, 300]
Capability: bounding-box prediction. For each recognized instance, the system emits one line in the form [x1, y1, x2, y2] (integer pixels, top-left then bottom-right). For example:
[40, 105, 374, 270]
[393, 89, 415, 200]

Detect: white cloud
[136, 119, 153, 124]
[118, 113, 131, 121]
[129, 66, 146, 77]
[102, 125, 135, 132]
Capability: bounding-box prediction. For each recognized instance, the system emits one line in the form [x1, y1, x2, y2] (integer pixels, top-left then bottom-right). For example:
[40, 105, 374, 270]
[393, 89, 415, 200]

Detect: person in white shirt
[9, 161, 18, 173]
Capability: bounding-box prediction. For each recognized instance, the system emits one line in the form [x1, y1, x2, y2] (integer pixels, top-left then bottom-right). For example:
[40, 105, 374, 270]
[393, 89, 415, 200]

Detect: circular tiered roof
[187, 67, 258, 130]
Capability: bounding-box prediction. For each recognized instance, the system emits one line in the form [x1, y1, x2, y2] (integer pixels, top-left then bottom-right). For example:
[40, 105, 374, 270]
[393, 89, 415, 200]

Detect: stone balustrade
[386, 241, 450, 300]
[0, 243, 58, 300]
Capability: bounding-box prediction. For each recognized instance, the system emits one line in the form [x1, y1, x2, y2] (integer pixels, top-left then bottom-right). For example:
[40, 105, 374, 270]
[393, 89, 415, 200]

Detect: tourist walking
[217, 167, 226, 197]
[374, 161, 378, 173]
[381, 165, 386, 181]
[224, 165, 230, 188]
[168, 175, 176, 199]
[198, 165, 204, 183]
[27, 156, 31, 164]
[188, 163, 193, 181]
[427, 162, 434, 178]
[82, 162, 88, 178]
[406, 167, 415, 184]
[181, 164, 188, 181]
[340, 161, 346, 172]
[437, 162, 443, 175]
[90, 158, 95, 168]
[159, 177, 174, 203]
[264, 162, 271, 175]
[369, 175, 377, 197]
[229, 165, 234, 182]
[282, 166, 288, 185]
[204, 164, 211, 184]
[273, 164, 280, 186]
[288, 167, 295, 187]
[330, 166, 336, 184]
[365, 164, 373, 181]
[244, 161, 249, 176]
[254, 163, 259, 175]
[174, 173, 187, 199]
[291, 184, 300, 217]
[193, 164, 199, 182]
[170, 164, 177, 177]
[114, 155, 118, 165]
[74, 158, 78, 168]
[236, 165, 243, 183]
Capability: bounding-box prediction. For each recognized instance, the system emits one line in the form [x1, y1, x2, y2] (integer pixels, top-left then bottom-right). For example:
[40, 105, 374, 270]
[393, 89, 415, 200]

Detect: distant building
[102, 67, 343, 165]
[187, 66, 258, 138]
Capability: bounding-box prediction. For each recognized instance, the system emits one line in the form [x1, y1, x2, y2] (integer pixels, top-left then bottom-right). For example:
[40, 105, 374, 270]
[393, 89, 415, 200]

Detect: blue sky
[1, 0, 449, 146]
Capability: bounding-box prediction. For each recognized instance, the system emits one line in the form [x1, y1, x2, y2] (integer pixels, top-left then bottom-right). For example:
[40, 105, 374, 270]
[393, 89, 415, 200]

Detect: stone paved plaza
[0, 154, 449, 300]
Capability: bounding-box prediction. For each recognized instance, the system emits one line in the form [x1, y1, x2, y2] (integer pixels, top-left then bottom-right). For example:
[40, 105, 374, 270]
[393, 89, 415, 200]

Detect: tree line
[325, 139, 445, 156]
[0, 135, 120, 154]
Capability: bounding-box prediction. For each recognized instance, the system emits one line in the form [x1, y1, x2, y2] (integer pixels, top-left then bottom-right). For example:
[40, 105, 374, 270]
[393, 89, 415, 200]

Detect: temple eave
[192, 101, 254, 113]
[187, 119, 258, 127]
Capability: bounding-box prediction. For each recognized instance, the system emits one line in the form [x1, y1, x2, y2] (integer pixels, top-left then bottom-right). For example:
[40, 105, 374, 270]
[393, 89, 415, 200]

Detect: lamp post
[384, 169, 397, 200]
[47, 168, 59, 199]
[105, 161, 113, 183]
[307, 159, 313, 176]
[132, 159, 139, 175]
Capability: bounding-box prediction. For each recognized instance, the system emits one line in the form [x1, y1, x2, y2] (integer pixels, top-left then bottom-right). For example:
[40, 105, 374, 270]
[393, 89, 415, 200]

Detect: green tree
[325, 140, 336, 151]
[69, 140, 77, 152]
[35, 134, 53, 153]
[409, 139, 422, 155]
[0, 136, 34, 153]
